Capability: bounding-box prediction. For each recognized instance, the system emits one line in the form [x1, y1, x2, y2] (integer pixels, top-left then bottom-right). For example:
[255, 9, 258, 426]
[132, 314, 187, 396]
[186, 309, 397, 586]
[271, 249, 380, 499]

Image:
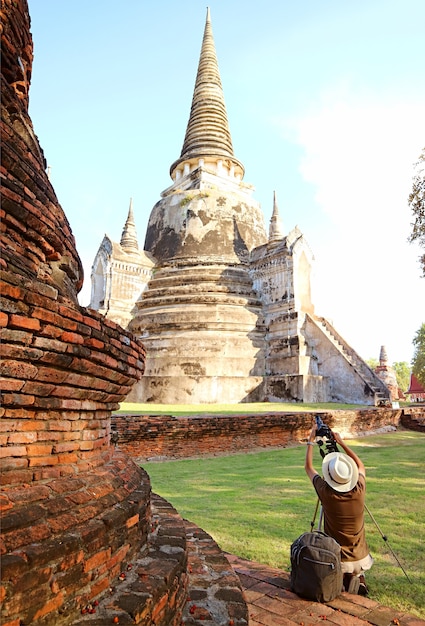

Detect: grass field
[117, 401, 376, 415]
[143, 431, 425, 618]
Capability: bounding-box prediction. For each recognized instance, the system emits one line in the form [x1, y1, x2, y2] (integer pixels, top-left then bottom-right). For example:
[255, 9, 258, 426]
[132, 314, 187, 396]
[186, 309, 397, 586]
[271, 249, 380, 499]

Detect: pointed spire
[379, 345, 388, 366]
[170, 8, 244, 181]
[120, 198, 139, 251]
[269, 191, 284, 241]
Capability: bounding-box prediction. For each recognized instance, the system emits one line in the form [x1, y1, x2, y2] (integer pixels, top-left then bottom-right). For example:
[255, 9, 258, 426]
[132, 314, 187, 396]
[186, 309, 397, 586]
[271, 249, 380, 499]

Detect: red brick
[48, 512, 79, 533]
[1, 393, 35, 406]
[25, 443, 53, 456]
[83, 547, 111, 573]
[89, 575, 110, 598]
[57, 452, 78, 464]
[19, 420, 48, 431]
[33, 336, 68, 352]
[58, 304, 84, 323]
[9, 314, 40, 331]
[8, 432, 37, 445]
[21, 381, 55, 396]
[32, 591, 64, 621]
[0, 446, 27, 458]
[84, 337, 104, 350]
[28, 455, 58, 467]
[0, 378, 24, 391]
[0, 468, 33, 487]
[0, 311, 8, 327]
[0, 328, 33, 344]
[39, 323, 62, 338]
[126, 514, 139, 528]
[0, 282, 24, 300]
[1, 360, 38, 379]
[61, 331, 84, 345]
[3, 523, 52, 551]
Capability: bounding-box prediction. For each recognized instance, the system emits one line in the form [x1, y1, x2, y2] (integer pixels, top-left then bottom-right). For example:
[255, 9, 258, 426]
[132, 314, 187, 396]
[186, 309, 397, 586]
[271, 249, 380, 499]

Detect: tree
[365, 357, 378, 370]
[408, 148, 425, 277]
[392, 361, 411, 393]
[411, 323, 425, 387]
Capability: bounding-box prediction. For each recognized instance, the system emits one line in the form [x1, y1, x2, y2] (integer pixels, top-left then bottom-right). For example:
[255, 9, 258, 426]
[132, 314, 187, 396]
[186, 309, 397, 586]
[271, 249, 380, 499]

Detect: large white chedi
[90, 9, 389, 406]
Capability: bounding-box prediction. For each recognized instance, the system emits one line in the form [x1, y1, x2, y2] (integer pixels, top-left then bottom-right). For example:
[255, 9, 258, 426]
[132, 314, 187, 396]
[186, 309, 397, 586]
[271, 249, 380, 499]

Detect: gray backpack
[290, 531, 343, 602]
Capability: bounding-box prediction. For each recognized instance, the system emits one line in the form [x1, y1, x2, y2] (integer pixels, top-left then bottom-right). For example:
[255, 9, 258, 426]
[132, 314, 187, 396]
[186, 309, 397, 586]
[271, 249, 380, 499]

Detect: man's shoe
[347, 576, 360, 594]
[358, 575, 368, 596]
[343, 573, 360, 594]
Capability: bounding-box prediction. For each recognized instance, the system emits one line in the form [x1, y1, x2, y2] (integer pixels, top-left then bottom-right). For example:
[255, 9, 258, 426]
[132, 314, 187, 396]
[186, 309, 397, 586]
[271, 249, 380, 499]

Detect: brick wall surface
[0, 2, 150, 624]
[111, 408, 415, 461]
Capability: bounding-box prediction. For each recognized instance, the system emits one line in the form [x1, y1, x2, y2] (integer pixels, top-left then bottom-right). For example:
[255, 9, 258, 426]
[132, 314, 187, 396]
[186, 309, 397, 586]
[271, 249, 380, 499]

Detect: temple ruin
[90, 9, 390, 406]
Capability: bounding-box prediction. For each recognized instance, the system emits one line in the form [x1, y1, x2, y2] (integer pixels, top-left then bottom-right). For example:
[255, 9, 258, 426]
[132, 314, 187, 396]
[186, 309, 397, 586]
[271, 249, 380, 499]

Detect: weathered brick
[1, 392, 35, 406]
[0, 343, 43, 361]
[32, 590, 64, 621]
[3, 522, 52, 551]
[61, 330, 84, 344]
[0, 445, 27, 458]
[0, 282, 24, 301]
[0, 328, 33, 344]
[0, 378, 24, 391]
[21, 380, 55, 396]
[9, 314, 40, 331]
[0, 360, 38, 379]
[8, 432, 37, 445]
[32, 336, 68, 352]
[0, 553, 29, 580]
[8, 484, 51, 504]
[83, 547, 111, 573]
[29, 455, 58, 467]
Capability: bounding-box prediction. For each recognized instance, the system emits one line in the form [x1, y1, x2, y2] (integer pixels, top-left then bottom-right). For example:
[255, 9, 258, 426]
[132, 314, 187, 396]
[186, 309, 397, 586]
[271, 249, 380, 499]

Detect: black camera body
[315, 415, 338, 458]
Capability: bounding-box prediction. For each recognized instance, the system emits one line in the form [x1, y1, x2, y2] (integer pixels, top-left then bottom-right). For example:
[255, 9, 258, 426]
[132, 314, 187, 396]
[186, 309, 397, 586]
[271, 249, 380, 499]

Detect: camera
[315, 415, 338, 458]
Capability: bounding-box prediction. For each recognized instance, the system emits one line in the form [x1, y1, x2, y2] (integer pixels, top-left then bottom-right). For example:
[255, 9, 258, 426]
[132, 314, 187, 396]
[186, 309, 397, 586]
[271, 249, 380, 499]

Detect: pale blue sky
[28, 0, 424, 365]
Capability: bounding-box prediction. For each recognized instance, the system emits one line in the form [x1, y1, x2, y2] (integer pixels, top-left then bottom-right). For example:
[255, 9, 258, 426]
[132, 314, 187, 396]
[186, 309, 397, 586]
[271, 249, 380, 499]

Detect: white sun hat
[322, 452, 359, 492]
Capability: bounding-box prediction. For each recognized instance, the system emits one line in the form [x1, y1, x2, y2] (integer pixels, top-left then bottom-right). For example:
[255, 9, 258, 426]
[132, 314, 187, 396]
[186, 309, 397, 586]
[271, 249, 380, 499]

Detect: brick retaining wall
[111, 407, 425, 461]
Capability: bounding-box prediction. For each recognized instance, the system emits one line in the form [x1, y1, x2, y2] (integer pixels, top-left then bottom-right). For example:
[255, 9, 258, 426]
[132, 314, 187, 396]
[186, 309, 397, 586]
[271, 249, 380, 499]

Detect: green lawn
[143, 431, 425, 618]
[117, 401, 374, 415]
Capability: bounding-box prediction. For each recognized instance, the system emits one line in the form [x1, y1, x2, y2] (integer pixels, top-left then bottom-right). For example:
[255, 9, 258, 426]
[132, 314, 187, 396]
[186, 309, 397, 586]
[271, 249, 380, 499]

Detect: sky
[27, 0, 424, 366]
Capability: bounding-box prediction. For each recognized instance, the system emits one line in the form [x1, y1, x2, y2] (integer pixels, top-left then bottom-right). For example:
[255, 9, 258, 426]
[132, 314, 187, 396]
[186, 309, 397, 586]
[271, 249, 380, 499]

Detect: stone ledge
[183, 519, 248, 625]
[71, 494, 249, 626]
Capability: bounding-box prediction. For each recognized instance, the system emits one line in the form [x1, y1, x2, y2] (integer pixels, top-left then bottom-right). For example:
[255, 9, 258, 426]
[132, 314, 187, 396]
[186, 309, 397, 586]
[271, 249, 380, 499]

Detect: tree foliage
[408, 148, 425, 277]
[411, 323, 425, 387]
[393, 361, 411, 393]
[365, 357, 378, 370]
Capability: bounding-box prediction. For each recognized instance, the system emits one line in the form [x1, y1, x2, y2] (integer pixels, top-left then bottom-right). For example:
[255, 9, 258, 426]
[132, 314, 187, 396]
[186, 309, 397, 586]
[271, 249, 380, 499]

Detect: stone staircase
[72, 493, 248, 626]
[311, 315, 391, 405]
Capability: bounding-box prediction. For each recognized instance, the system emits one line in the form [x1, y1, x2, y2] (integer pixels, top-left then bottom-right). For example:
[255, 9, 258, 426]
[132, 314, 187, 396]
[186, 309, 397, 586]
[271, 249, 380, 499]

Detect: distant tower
[374, 345, 399, 401]
[269, 191, 284, 241]
[120, 198, 139, 251]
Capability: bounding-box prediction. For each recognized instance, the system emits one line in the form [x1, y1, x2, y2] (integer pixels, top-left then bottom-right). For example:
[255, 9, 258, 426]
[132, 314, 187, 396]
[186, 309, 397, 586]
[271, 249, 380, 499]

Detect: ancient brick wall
[0, 2, 151, 624]
[111, 408, 404, 461]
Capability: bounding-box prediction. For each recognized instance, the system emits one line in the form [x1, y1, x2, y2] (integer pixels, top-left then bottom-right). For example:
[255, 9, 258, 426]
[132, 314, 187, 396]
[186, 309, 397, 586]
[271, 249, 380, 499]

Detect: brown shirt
[313, 473, 369, 562]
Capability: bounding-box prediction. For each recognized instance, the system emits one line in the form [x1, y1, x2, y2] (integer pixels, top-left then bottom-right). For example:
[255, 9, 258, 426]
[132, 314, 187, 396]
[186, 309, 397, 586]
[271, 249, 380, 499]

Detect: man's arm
[332, 431, 366, 476]
[305, 424, 319, 482]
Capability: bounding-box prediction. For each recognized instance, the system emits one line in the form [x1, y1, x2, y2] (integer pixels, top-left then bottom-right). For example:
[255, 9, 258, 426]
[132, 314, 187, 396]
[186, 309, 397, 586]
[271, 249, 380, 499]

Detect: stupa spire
[379, 345, 388, 366]
[269, 191, 284, 241]
[120, 198, 139, 251]
[169, 7, 244, 181]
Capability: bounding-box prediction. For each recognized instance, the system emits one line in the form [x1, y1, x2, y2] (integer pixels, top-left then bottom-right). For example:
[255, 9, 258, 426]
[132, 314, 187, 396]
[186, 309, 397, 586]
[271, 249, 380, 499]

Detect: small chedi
[374, 346, 403, 402]
[90, 9, 390, 407]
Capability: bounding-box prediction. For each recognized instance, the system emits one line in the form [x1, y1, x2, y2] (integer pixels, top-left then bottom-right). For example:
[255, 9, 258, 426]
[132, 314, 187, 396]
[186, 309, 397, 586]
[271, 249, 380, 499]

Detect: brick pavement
[226, 554, 425, 626]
